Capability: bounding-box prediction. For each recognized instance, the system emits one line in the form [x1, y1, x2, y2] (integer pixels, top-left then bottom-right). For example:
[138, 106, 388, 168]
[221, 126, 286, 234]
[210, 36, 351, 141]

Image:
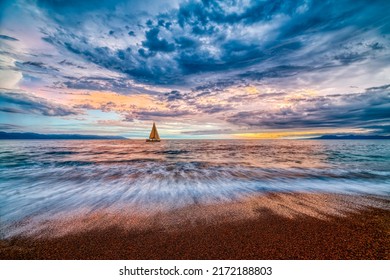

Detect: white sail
[147, 122, 160, 141]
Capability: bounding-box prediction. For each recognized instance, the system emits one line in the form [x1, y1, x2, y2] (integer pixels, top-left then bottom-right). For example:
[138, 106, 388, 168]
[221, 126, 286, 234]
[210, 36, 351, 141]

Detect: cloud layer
[0, 91, 79, 116]
[36, 0, 390, 87]
[0, 0, 389, 137]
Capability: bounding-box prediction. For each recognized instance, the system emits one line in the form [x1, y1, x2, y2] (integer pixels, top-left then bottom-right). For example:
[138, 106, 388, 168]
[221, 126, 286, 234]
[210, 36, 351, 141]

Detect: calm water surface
[0, 140, 389, 224]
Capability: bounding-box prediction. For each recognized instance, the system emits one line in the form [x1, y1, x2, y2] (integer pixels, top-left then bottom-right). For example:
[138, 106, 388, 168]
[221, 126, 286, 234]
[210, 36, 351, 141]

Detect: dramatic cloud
[0, 0, 389, 138]
[15, 61, 59, 73]
[33, 0, 390, 87]
[0, 91, 79, 116]
[0, 34, 19, 41]
[61, 76, 161, 95]
[226, 87, 390, 132]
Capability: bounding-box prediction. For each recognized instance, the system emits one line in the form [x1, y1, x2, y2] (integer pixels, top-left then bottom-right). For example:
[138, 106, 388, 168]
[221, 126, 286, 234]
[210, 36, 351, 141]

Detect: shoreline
[1, 192, 389, 260]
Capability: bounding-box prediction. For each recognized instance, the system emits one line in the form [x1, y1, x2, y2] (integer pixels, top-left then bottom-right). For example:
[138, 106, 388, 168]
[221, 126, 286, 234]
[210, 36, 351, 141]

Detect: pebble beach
[1, 193, 389, 259]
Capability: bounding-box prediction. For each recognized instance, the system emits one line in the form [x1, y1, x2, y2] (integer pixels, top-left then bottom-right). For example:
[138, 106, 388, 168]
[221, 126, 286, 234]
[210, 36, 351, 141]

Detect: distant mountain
[309, 134, 390, 140]
[0, 131, 126, 140]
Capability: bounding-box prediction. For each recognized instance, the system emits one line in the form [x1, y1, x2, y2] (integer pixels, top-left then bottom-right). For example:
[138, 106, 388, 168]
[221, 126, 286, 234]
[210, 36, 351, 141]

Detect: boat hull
[146, 139, 161, 142]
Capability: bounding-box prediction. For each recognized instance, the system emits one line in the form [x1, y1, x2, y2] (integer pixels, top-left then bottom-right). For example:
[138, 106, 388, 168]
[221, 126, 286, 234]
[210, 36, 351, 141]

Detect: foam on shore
[4, 192, 389, 239]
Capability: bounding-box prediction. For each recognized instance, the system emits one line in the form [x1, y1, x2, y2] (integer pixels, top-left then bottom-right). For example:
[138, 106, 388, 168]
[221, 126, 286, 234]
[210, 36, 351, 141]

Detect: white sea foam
[0, 139, 389, 233]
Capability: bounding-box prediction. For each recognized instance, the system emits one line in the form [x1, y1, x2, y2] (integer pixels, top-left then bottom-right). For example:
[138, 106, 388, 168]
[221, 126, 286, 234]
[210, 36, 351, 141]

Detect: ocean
[0, 139, 389, 231]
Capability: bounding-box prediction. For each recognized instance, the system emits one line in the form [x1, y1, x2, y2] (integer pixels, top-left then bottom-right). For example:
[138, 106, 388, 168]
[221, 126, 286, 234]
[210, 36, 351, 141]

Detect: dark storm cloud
[142, 28, 175, 53]
[238, 65, 312, 80]
[333, 52, 368, 64]
[226, 86, 390, 131]
[193, 80, 236, 92]
[366, 84, 390, 91]
[0, 91, 79, 116]
[37, 0, 390, 87]
[59, 60, 86, 69]
[0, 34, 19, 41]
[164, 90, 183, 101]
[195, 103, 233, 114]
[36, 0, 120, 14]
[368, 42, 385, 50]
[160, 88, 234, 114]
[15, 61, 59, 73]
[61, 76, 160, 95]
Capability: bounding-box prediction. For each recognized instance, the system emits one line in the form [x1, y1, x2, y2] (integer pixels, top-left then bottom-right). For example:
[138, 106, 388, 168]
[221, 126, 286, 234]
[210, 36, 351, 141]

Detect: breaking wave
[1, 139, 389, 226]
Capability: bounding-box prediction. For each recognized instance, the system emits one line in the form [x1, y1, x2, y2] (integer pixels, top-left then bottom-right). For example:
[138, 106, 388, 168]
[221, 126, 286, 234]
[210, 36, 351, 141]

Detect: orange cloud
[70, 91, 163, 110]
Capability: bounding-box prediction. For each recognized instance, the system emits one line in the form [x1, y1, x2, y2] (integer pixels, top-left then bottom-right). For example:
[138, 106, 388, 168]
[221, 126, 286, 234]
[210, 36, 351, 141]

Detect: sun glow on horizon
[233, 128, 374, 139]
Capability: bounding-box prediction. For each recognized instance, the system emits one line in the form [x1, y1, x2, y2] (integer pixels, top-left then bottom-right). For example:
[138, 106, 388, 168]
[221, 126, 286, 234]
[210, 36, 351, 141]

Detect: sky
[0, 0, 389, 139]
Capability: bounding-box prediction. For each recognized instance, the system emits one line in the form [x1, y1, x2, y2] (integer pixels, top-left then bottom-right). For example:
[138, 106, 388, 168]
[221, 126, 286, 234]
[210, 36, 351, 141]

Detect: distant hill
[0, 131, 126, 140]
[309, 134, 390, 140]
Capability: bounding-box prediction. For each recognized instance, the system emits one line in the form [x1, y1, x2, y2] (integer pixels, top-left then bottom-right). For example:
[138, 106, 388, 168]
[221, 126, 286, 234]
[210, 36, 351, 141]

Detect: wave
[0, 139, 389, 227]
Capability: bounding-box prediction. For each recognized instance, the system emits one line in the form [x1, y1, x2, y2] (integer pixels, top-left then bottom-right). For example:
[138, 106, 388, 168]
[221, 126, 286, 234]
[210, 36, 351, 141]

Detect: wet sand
[1, 193, 389, 259]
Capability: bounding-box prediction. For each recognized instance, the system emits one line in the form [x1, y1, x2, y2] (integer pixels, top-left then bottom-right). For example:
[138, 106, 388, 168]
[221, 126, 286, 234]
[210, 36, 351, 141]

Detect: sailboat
[146, 122, 161, 142]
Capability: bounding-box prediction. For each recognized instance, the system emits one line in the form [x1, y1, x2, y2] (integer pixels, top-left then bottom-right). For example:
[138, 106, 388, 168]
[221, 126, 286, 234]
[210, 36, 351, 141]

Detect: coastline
[1, 192, 389, 260]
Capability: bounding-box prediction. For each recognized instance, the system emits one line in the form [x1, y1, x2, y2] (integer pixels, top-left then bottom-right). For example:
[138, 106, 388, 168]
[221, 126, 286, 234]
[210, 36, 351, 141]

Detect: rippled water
[0, 139, 389, 225]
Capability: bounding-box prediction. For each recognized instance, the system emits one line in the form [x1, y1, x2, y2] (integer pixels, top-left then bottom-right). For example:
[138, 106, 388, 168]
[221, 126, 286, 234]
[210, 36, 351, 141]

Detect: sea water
[0, 140, 389, 225]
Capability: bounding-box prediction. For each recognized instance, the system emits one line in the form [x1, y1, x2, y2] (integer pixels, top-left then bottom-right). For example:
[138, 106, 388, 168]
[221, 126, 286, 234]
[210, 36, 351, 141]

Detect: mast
[154, 123, 160, 140]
